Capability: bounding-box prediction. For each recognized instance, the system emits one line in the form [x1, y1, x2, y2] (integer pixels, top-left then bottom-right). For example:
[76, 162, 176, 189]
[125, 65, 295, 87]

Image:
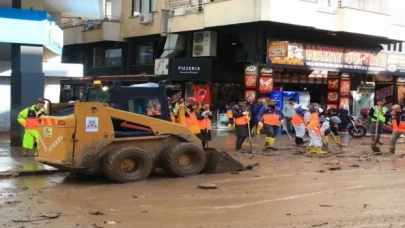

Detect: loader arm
[104, 106, 202, 147]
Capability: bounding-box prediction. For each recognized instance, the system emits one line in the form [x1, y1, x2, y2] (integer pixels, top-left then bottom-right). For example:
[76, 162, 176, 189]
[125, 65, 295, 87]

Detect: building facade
[62, 0, 405, 127]
[0, 0, 105, 144]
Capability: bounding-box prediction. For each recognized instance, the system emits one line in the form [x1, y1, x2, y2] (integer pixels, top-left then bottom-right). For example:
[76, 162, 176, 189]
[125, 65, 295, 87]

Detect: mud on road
[2, 134, 405, 228]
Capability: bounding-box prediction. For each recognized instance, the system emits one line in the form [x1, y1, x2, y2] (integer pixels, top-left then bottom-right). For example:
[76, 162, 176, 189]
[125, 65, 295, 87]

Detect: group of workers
[225, 97, 352, 154]
[15, 96, 405, 157]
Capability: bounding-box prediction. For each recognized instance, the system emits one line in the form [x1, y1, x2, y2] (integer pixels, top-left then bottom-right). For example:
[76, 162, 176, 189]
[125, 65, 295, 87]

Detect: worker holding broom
[233, 99, 250, 151]
[292, 104, 310, 146]
[387, 104, 405, 154]
[257, 99, 283, 151]
[369, 99, 389, 147]
[307, 117, 329, 154]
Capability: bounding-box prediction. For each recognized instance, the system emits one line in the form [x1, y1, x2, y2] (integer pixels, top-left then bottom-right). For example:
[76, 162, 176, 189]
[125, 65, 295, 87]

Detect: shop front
[244, 40, 405, 117]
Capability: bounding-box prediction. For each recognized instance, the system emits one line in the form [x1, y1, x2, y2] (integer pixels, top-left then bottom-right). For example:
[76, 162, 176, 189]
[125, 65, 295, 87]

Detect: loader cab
[86, 81, 173, 122]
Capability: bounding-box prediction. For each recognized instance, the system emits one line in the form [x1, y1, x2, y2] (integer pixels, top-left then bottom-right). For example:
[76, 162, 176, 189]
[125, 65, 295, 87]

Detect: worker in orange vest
[388, 104, 405, 154]
[184, 97, 201, 136]
[233, 99, 250, 151]
[17, 99, 46, 157]
[257, 99, 283, 150]
[308, 103, 320, 122]
[307, 117, 329, 154]
[292, 104, 310, 146]
[226, 102, 235, 132]
[197, 103, 213, 148]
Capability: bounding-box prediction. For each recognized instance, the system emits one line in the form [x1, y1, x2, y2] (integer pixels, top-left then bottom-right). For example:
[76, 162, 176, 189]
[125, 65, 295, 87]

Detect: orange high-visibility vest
[198, 112, 212, 130]
[391, 111, 405, 133]
[292, 113, 304, 126]
[307, 120, 321, 136]
[261, 107, 280, 126]
[309, 112, 319, 122]
[186, 112, 201, 134]
[226, 110, 233, 118]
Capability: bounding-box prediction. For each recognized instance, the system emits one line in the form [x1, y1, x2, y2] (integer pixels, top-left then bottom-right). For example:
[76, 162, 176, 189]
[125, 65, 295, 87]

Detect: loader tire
[161, 142, 206, 177]
[102, 147, 153, 183]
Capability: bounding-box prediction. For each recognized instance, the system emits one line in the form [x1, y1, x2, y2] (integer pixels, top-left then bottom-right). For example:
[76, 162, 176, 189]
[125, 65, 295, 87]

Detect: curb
[0, 169, 69, 179]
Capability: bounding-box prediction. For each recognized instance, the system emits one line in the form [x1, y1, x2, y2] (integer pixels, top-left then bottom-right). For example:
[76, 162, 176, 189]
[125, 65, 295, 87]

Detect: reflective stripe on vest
[372, 106, 388, 122]
[291, 113, 304, 126]
[25, 107, 43, 130]
[307, 120, 321, 136]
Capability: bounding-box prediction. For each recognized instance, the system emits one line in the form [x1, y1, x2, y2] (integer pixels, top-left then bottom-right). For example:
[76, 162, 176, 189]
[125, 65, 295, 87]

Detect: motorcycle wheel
[349, 125, 367, 138]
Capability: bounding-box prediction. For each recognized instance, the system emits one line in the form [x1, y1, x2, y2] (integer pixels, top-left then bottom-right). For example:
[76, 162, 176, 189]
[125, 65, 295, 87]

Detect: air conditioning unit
[192, 30, 217, 57]
[140, 13, 153, 24]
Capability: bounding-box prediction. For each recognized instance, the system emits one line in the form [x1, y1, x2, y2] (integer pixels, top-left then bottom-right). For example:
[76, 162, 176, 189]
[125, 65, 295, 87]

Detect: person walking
[247, 96, 262, 137]
[292, 104, 310, 146]
[282, 98, 295, 135]
[197, 103, 214, 148]
[387, 104, 405, 154]
[233, 99, 250, 151]
[17, 99, 46, 157]
[368, 99, 389, 146]
[257, 99, 283, 150]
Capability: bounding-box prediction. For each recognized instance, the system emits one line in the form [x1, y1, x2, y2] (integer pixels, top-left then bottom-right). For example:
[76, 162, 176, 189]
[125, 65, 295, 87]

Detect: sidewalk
[0, 134, 62, 178]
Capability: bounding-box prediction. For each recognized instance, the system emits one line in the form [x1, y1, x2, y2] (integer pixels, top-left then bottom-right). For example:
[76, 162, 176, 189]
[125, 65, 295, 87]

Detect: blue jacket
[257, 106, 281, 123]
[250, 103, 262, 117]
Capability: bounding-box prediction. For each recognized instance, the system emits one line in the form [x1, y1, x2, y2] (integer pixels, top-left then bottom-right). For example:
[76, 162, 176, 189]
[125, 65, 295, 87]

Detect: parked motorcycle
[348, 115, 367, 138]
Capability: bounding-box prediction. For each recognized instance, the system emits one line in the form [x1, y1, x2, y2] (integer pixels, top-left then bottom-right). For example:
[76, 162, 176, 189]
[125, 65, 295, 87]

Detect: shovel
[371, 111, 381, 153]
[246, 119, 253, 153]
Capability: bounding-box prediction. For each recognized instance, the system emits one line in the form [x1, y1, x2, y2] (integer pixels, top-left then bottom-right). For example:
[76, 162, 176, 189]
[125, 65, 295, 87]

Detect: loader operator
[197, 103, 213, 148]
[233, 99, 250, 151]
[388, 104, 405, 154]
[17, 99, 46, 157]
[147, 102, 161, 116]
[292, 104, 310, 146]
[257, 99, 283, 150]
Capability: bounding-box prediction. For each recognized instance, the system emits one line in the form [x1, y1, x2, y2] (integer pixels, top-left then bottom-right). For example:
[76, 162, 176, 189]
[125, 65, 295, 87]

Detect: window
[128, 98, 161, 116]
[132, 0, 158, 16]
[105, 49, 122, 66]
[135, 42, 154, 65]
[93, 47, 105, 68]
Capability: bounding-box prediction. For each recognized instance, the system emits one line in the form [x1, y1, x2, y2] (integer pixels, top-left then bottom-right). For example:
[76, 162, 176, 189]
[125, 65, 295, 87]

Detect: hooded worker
[176, 98, 187, 126]
[233, 98, 250, 151]
[197, 103, 214, 148]
[308, 103, 320, 122]
[17, 99, 46, 157]
[257, 98, 283, 150]
[292, 104, 310, 146]
[307, 117, 328, 154]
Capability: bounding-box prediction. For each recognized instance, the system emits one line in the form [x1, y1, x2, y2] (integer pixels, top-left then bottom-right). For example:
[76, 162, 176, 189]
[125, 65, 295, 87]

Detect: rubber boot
[270, 137, 278, 150]
[376, 134, 383, 145]
[315, 147, 327, 154]
[256, 124, 263, 135]
[264, 137, 273, 150]
[309, 146, 316, 154]
[21, 149, 29, 157]
[228, 124, 233, 132]
[389, 146, 396, 154]
[232, 124, 235, 132]
[323, 136, 329, 144]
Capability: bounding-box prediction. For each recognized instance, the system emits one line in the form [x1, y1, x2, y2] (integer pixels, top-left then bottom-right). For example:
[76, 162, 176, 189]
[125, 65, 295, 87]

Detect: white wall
[111, 0, 122, 19]
[44, 77, 61, 103]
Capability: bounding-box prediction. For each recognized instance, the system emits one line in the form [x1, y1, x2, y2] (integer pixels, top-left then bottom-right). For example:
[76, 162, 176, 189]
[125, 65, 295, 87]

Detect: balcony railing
[169, 0, 204, 17]
[338, 0, 389, 14]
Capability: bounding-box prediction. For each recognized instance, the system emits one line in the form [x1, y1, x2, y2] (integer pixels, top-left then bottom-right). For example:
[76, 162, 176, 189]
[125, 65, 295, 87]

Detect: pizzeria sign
[268, 41, 405, 76]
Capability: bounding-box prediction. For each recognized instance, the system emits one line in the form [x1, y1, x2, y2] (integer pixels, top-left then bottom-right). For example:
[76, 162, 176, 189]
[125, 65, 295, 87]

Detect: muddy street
[2, 133, 405, 228]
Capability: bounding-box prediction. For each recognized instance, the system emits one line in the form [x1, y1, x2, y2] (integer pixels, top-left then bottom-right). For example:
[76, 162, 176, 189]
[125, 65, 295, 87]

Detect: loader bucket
[203, 148, 245, 174]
